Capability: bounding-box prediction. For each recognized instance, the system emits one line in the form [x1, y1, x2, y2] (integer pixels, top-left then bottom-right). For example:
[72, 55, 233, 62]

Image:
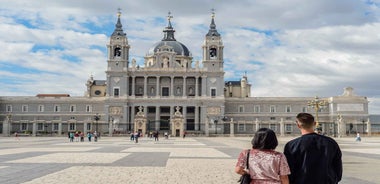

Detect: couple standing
[235, 113, 342, 184]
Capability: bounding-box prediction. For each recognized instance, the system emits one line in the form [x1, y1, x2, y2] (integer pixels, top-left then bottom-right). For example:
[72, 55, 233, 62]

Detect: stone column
[108, 114, 113, 137]
[170, 106, 174, 120]
[131, 76, 136, 96]
[183, 77, 187, 97]
[2, 117, 10, 136]
[144, 76, 148, 97]
[255, 118, 259, 132]
[125, 75, 129, 96]
[201, 75, 207, 96]
[182, 106, 187, 130]
[32, 122, 37, 137]
[58, 122, 62, 135]
[195, 76, 199, 97]
[84, 122, 87, 134]
[170, 76, 174, 97]
[155, 106, 160, 131]
[156, 76, 160, 97]
[367, 119, 371, 136]
[205, 116, 209, 137]
[230, 118, 234, 137]
[195, 106, 199, 130]
[131, 106, 135, 131]
[280, 118, 284, 136]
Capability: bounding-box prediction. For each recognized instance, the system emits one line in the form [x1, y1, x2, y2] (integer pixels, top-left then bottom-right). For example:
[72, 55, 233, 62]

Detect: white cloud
[1, 0, 380, 114]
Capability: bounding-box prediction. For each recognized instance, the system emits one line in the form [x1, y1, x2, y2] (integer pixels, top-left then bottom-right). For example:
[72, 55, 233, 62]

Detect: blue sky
[1, 0, 380, 114]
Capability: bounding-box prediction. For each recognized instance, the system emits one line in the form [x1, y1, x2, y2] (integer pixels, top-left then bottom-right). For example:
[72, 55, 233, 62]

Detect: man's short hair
[296, 113, 315, 129]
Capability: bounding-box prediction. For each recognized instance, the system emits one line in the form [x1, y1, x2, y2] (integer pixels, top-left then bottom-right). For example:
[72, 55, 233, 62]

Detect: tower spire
[206, 9, 220, 37]
[112, 8, 125, 36]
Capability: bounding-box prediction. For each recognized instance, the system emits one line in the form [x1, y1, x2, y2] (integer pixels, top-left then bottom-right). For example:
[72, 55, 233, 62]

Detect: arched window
[209, 48, 217, 59]
[114, 48, 121, 57]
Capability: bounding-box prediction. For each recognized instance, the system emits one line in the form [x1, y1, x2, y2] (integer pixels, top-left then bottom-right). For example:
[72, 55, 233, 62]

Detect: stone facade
[0, 12, 371, 137]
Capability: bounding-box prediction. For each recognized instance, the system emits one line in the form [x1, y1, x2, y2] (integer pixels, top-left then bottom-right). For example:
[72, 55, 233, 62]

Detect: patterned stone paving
[0, 136, 379, 184]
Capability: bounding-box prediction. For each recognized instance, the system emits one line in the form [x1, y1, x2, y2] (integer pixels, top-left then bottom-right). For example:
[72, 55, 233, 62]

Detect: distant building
[0, 11, 371, 137]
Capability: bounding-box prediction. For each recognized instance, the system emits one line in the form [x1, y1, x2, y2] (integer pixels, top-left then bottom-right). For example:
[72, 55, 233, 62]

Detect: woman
[235, 128, 290, 184]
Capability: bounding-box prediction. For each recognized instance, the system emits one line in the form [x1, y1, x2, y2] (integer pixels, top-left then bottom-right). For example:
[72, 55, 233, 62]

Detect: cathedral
[0, 11, 371, 137]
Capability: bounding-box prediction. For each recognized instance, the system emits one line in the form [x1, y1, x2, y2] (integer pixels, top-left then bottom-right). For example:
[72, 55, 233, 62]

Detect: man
[284, 113, 342, 184]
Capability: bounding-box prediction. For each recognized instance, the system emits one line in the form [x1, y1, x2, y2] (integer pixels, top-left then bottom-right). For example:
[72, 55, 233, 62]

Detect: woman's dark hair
[251, 128, 278, 150]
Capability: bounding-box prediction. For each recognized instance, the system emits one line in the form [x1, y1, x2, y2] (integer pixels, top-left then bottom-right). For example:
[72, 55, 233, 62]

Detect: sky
[1, 0, 380, 114]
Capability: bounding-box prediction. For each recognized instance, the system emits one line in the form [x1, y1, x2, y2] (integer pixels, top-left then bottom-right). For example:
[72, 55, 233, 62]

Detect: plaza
[0, 135, 379, 184]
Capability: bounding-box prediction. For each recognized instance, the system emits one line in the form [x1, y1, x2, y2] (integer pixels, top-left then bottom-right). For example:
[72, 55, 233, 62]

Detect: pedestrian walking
[356, 133, 361, 142]
[87, 132, 92, 142]
[69, 132, 74, 142]
[134, 131, 139, 143]
[154, 131, 159, 141]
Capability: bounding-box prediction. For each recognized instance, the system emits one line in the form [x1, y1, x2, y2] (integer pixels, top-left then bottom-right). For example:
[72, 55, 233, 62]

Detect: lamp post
[214, 120, 218, 134]
[94, 113, 100, 133]
[307, 96, 327, 132]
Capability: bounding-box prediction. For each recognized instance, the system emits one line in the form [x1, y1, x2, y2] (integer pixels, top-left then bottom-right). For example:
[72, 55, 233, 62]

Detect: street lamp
[307, 96, 327, 132]
[214, 120, 218, 134]
[94, 113, 100, 133]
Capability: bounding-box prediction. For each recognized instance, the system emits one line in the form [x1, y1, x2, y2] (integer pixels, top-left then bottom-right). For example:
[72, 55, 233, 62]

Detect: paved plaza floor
[0, 135, 379, 184]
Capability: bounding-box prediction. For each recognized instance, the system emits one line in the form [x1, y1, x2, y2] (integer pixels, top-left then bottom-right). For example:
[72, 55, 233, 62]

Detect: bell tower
[106, 9, 130, 97]
[200, 10, 225, 100]
[202, 10, 224, 71]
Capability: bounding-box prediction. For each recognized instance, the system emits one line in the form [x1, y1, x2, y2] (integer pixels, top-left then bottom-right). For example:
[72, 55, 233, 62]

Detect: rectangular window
[285, 124, 292, 132]
[238, 124, 245, 132]
[162, 87, 169, 96]
[70, 105, 76, 112]
[37, 123, 43, 131]
[211, 88, 216, 97]
[286, 105, 291, 113]
[269, 124, 277, 131]
[6, 105, 12, 112]
[270, 117, 276, 120]
[238, 105, 244, 113]
[148, 107, 156, 113]
[254, 105, 260, 113]
[53, 123, 59, 131]
[22, 105, 28, 112]
[21, 123, 27, 131]
[86, 105, 92, 112]
[38, 105, 44, 112]
[69, 123, 75, 131]
[270, 105, 276, 113]
[302, 107, 307, 113]
[54, 105, 60, 112]
[114, 88, 120, 97]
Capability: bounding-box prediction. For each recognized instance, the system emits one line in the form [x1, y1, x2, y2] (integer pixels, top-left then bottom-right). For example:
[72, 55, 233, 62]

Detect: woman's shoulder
[258, 149, 285, 156]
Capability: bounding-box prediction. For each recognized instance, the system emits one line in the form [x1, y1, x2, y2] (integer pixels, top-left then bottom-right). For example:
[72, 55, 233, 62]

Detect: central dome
[147, 14, 190, 56]
[148, 40, 190, 56]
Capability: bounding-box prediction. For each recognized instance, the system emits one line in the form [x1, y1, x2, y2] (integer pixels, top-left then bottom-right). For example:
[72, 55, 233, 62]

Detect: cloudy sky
[1, 0, 380, 114]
